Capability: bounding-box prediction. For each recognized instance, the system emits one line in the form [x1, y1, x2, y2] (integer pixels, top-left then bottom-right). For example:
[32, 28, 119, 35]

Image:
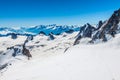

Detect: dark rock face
[39, 31, 46, 35]
[27, 35, 34, 41]
[22, 45, 32, 60]
[73, 35, 82, 45]
[91, 8, 120, 42]
[23, 35, 34, 48]
[11, 33, 17, 39]
[74, 23, 96, 45]
[0, 63, 8, 70]
[65, 29, 74, 34]
[96, 20, 103, 30]
[74, 8, 120, 45]
[22, 36, 32, 60]
[7, 45, 22, 57]
[48, 33, 55, 40]
[7, 44, 32, 60]
[0, 45, 31, 70]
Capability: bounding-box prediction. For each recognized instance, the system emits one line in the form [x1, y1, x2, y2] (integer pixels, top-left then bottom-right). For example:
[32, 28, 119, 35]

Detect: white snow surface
[0, 32, 120, 80]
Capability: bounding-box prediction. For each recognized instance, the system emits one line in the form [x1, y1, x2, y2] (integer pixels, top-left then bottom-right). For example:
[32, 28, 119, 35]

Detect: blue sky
[0, 0, 119, 27]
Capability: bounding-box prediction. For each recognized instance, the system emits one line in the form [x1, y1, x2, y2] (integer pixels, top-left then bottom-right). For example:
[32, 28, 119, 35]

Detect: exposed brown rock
[22, 45, 32, 60]
[22, 37, 32, 60]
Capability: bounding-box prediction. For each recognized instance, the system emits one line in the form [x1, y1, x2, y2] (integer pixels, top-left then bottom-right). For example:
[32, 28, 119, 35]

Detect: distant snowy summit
[0, 24, 80, 37]
[0, 8, 120, 44]
[0, 8, 120, 74]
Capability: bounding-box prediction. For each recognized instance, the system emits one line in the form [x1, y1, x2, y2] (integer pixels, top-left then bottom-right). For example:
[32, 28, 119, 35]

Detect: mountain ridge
[0, 8, 120, 75]
[0, 24, 80, 36]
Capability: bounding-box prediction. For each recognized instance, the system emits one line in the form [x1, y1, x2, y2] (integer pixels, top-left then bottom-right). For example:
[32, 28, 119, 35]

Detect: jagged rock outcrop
[65, 29, 74, 34]
[0, 63, 10, 71]
[6, 36, 33, 60]
[22, 36, 32, 60]
[27, 35, 34, 41]
[73, 23, 96, 45]
[96, 20, 103, 30]
[0, 44, 31, 70]
[22, 45, 32, 60]
[39, 31, 46, 35]
[74, 8, 120, 45]
[7, 45, 22, 57]
[11, 33, 17, 39]
[48, 33, 55, 40]
[91, 8, 120, 43]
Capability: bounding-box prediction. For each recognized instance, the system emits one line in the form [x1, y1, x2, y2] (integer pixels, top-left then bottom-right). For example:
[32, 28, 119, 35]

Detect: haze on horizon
[0, 0, 119, 27]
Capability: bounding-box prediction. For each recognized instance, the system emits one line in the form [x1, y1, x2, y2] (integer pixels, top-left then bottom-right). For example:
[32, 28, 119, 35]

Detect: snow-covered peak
[0, 24, 80, 37]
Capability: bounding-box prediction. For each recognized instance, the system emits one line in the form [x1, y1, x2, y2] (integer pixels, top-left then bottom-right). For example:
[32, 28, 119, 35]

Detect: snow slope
[1, 33, 120, 80]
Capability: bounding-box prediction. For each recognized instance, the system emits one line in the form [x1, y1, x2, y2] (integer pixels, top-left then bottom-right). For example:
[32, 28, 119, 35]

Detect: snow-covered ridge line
[73, 8, 120, 45]
[0, 8, 120, 80]
[0, 24, 80, 36]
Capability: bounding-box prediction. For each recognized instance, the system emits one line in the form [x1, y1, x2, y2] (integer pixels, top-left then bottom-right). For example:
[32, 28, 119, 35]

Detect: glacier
[0, 8, 120, 80]
[0, 32, 120, 80]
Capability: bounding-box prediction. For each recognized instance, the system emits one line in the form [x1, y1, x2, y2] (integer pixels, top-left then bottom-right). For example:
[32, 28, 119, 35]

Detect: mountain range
[0, 8, 120, 80]
[0, 24, 80, 36]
